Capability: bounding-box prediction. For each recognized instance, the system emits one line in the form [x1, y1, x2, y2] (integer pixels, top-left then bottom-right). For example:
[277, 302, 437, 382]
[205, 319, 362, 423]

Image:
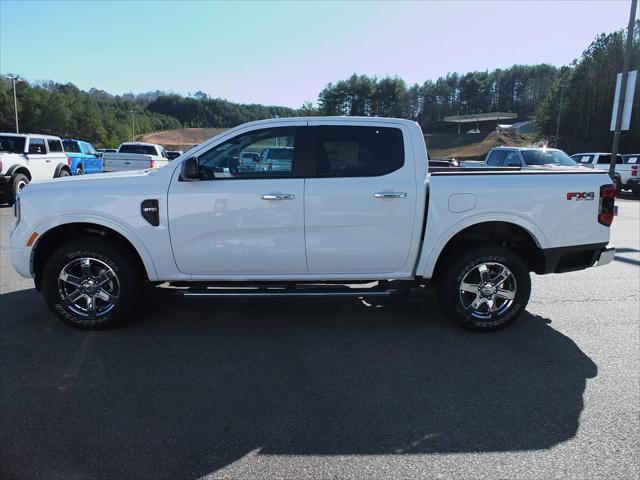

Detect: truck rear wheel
[41, 238, 143, 330]
[436, 245, 531, 332]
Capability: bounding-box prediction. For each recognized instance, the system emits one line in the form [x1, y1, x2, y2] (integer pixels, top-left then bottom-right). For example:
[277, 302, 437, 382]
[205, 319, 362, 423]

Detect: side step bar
[164, 282, 413, 298]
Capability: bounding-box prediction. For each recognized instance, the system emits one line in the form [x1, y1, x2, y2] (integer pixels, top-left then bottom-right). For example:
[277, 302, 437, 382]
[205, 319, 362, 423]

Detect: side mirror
[95, 152, 103, 158]
[180, 157, 200, 181]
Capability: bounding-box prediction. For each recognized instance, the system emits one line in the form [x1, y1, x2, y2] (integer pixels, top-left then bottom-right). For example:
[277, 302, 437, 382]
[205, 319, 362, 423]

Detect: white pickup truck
[460, 146, 581, 170]
[0, 133, 72, 205]
[103, 142, 169, 172]
[570, 152, 638, 193]
[10, 117, 616, 332]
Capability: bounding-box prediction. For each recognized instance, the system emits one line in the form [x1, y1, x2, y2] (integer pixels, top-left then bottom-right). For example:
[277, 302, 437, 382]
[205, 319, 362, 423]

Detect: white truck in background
[571, 153, 638, 193]
[10, 117, 616, 333]
[460, 146, 581, 170]
[0, 133, 72, 205]
[103, 142, 169, 172]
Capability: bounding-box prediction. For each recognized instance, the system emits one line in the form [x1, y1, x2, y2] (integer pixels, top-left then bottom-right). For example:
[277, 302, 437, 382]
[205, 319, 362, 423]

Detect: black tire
[7, 173, 29, 206]
[42, 237, 143, 330]
[436, 245, 531, 332]
[75, 167, 83, 176]
[631, 186, 640, 197]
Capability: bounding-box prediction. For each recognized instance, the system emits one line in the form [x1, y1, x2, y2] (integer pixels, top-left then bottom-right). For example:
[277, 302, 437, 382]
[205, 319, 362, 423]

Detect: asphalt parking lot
[1, 196, 638, 480]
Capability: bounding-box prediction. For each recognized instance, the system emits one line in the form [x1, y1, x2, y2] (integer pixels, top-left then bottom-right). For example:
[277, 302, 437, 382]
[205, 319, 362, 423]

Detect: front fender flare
[31, 213, 159, 281]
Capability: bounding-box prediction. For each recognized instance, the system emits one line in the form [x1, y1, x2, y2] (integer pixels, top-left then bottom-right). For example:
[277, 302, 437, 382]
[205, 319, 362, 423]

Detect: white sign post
[610, 70, 637, 131]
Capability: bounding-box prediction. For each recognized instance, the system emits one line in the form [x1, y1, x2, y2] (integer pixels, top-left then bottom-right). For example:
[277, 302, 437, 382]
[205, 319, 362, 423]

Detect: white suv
[0, 133, 72, 205]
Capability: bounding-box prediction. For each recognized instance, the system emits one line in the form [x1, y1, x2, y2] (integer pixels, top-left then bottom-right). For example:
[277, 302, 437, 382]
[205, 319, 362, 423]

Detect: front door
[26, 138, 56, 181]
[304, 123, 417, 275]
[168, 124, 308, 276]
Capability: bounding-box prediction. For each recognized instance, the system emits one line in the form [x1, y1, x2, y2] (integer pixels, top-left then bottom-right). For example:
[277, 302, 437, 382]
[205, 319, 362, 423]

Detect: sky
[0, 0, 636, 108]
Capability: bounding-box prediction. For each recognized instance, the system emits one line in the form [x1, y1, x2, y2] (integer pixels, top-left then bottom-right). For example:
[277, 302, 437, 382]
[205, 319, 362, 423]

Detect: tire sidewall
[42, 240, 140, 330]
[10, 173, 29, 205]
[441, 247, 531, 331]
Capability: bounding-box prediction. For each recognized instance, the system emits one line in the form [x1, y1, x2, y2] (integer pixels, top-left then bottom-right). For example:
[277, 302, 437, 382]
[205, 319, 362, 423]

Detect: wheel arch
[6, 165, 32, 181]
[31, 221, 158, 290]
[420, 218, 548, 279]
[54, 163, 71, 177]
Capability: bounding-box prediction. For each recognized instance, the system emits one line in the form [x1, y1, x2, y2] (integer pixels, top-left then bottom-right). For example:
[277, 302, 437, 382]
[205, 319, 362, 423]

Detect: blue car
[62, 139, 104, 175]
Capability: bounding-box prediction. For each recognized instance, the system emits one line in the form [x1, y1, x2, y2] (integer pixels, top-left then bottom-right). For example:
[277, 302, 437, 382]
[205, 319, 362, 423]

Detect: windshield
[521, 149, 577, 166]
[0, 136, 26, 153]
[119, 144, 158, 155]
[62, 140, 81, 153]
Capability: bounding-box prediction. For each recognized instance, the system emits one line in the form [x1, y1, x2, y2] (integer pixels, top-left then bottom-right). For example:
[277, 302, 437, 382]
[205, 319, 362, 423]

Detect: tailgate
[104, 153, 153, 172]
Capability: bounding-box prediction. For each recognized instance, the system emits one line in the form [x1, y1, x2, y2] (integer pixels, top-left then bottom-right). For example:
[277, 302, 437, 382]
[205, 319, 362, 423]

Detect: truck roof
[0, 132, 62, 140]
[492, 146, 562, 152]
[119, 142, 161, 147]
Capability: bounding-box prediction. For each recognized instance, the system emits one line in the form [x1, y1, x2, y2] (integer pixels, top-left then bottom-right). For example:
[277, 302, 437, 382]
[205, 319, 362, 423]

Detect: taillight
[632, 165, 638, 176]
[149, 159, 155, 168]
[67, 156, 72, 166]
[598, 184, 616, 226]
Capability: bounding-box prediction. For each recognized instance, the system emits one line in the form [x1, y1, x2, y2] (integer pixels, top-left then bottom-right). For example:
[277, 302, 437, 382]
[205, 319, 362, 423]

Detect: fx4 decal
[566, 192, 595, 201]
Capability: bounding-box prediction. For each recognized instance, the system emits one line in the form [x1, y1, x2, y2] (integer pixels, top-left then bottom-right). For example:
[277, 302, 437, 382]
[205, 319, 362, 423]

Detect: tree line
[317, 65, 558, 132]
[0, 79, 182, 147]
[534, 20, 639, 152]
[1, 21, 638, 151]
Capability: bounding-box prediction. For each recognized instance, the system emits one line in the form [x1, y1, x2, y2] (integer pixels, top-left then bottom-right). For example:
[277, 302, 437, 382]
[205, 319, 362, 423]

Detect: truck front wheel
[6, 173, 29, 206]
[436, 245, 531, 332]
[41, 238, 143, 330]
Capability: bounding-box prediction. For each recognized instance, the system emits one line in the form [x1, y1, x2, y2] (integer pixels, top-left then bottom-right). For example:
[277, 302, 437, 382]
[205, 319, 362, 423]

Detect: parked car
[102, 142, 169, 172]
[0, 133, 72, 205]
[62, 139, 104, 175]
[570, 153, 637, 192]
[10, 117, 615, 332]
[256, 146, 294, 172]
[96, 148, 117, 154]
[166, 150, 184, 161]
[461, 147, 580, 169]
[238, 151, 261, 171]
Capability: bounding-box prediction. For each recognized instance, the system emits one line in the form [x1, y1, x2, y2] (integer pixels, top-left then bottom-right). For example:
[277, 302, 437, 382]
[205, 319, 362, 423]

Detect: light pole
[6, 75, 21, 133]
[609, 0, 638, 180]
[554, 87, 564, 148]
[129, 110, 135, 141]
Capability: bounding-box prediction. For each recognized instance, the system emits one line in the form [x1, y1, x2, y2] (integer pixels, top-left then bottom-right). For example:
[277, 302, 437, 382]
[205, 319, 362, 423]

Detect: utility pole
[554, 88, 564, 148]
[7, 75, 20, 133]
[129, 110, 135, 141]
[609, 0, 637, 180]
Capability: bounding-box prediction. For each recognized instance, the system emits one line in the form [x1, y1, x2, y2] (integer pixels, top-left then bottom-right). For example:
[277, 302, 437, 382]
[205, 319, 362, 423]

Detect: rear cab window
[63, 140, 81, 153]
[119, 144, 159, 155]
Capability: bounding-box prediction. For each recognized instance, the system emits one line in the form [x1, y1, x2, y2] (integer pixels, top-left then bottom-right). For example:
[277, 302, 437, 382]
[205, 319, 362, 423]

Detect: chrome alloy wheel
[57, 257, 120, 319]
[459, 262, 517, 320]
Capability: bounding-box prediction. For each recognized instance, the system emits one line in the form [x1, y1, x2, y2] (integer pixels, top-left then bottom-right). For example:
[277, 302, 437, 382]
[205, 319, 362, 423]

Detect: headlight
[14, 196, 20, 225]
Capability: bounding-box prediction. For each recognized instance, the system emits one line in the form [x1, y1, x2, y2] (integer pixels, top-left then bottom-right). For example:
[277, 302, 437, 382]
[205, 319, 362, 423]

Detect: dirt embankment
[140, 128, 228, 150]
[428, 131, 544, 160]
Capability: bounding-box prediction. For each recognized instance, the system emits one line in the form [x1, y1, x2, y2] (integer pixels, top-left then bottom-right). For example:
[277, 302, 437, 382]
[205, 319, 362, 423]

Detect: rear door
[168, 123, 308, 276]
[304, 122, 417, 275]
[26, 138, 56, 181]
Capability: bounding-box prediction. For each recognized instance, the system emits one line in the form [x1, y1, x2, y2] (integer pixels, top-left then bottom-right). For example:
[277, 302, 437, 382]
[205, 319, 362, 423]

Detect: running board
[165, 283, 410, 298]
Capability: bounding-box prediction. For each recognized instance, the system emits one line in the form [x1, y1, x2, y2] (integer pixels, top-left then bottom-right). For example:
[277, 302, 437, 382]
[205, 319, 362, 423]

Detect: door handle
[374, 192, 407, 198]
[262, 194, 295, 200]
[45, 159, 52, 163]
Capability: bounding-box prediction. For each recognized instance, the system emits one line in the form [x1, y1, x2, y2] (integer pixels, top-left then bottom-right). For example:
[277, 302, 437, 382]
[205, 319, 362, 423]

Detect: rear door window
[313, 126, 404, 177]
[486, 150, 507, 166]
[503, 151, 521, 166]
[597, 155, 623, 165]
